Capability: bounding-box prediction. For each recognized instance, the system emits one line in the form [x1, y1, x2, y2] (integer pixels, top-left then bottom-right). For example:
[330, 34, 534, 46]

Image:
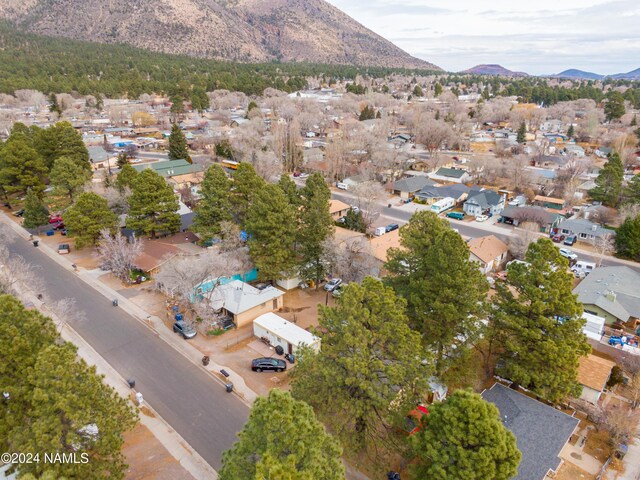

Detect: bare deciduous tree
[322, 236, 378, 283]
[587, 402, 638, 444]
[507, 222, 541, 259]
[96, 230, 143, 283]
[350, 181, 387, 228]
[592, 234, 616, 267]
[620, 355, 640, 409]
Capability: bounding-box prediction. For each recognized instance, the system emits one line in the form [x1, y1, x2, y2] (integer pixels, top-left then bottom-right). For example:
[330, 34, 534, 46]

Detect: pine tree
[358, 105, 376, 121]
[127, 169, 180, 238]
[412, 390, 521, 480]
[604, 91, 626, 122]
[49, 156, 92, 200]
[277, 174, 301, 206]
[230, 163, 265, 225]
[298, 173, 334, 286]
[493, 238, 590, 402]
[590, 153, 624, 207]
[516, 121, 527, 143]
[413, 85, 423, 97]
[245, 184, 297, 280]
[0, 135, 47, 195]
[193, 164, 232, 239]
[384, 211, 488, 373]
[22, 188, 49, 230]
[567, 124, 575, 139]
[624, 174, 640, 205]
[291, 278, 430, 453]
[168, 123, 190, 162]
[615, 214, 640, 261]
[48, 93, 62, 116]
[219, 389, 344, 480]
[115, 163, 138, 193]
[63, 192, 118, 248]
[116, 152, 129, 168]
[434, 82, 443, 96]
[35, 121, 91, 171]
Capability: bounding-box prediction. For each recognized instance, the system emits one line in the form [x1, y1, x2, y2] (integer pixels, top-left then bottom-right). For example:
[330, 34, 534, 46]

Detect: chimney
[592, 224, 598, 231]
[605, 291, 617, 303]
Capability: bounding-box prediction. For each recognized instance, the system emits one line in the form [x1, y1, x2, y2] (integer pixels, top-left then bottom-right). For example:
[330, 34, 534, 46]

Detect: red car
[404, 405, 429, 436]
[552, 234, 565, 243]
[49, 215, 63, 224]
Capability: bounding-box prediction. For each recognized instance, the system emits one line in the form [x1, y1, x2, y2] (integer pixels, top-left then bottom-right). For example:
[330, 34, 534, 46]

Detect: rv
[430, 197, 455, 214]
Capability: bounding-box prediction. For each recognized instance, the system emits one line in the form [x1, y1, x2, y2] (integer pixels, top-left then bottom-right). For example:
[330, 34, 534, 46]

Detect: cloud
[325, 0, 640, 74]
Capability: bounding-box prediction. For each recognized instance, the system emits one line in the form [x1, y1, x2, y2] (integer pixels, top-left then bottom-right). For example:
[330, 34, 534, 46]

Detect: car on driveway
[552, 234, 565, 243]
[173, 320, 197, 339]
[251, 357, 286, 372]
[475, 215, 489, 222]
[57, 244, 70, 255]
[324, 278, 342, 292]
[385, 223, 399, 232]
[559, 248, 578, 261]
[446, 211, 465, 220]
[564, 235, 577, 246]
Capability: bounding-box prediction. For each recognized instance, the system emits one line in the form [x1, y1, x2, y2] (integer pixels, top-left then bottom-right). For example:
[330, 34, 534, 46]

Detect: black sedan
[251, 357, 286, 373]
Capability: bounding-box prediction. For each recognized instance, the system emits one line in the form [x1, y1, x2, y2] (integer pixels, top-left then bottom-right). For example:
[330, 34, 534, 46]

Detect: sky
[325, 0, 640, 75]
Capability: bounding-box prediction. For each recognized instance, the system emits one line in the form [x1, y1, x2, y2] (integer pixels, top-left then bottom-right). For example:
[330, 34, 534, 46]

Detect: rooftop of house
[533, 195, 565, 205]
[329, 199, 351, 215]
[573, 266, 640, 321]
[211, 280, 284, 315]
[253, 312, 320, 347]
[87, 145, 110, 163]
[133, 240, 179, 273]
[500, 205, 561, 224]
[168, 172, 205, 185]
[433, 167, 468, 179]
[465, 188, 504, 208]
[392, 176, 437, 193]
[557, 218, 616, 239]
[482, 383, 579, 480]
[417, 183, 471, 199]
[577, 354, 615, 392]
[468, 235, 509, 265]
[369, 229, 402, 263]
[133, 159, 205, 178]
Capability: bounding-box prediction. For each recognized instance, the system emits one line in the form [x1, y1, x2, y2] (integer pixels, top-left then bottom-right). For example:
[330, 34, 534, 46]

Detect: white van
[336, 182, 348, 190]
[572, 261, 596, 276]
[374, 226, 386, 237]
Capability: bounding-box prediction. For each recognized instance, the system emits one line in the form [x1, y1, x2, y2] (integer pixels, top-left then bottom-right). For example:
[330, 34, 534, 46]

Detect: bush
[607, 365, 625, 389]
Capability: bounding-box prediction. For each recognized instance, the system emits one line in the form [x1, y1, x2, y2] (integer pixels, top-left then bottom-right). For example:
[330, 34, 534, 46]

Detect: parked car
[51, 221, 65, 230]
[251, 357, 286, 372]
[49, 215, 63, 224]
[57, 244, 70, 255]
[475, 215, 489, 222]
[332, 284, 346, 298]
[552, 234, 565, 243]
[12, 209, 24, 217]
[446, 211, 465, 220]
[559, 248, 578, 261]
[385, 223, 399, 232]
[336, 182, 348, 190]
[564, 235, 577, 246]
[350, 205, 360, 213]
[324, 278, 343, 292]
[173, 320, 197, 339]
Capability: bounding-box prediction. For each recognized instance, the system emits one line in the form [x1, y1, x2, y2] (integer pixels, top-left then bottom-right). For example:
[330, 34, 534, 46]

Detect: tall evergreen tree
[219, 389, 344, 480]
[384, 211, 488, 373]
[22, 188, 49, 230]
[64, 192, 118, 248]
[615, 214, 640, 261]
[230, 163, 265, 225]
[277, 174, 301, 207]
[298, 173, 334, 286]
[0, 135, 47, 195]
[193, 164, 232, 239]
[493, 238, 590, 402]
[48, 93, 62, 117]
[590, 153, 624, 207]
[434, 82, 443, 96]
[168, 123, 190, 162]
[516, 121, 527, 143]
[245, 184, 297, 280]
[412, 390, 521, 480]
[291, 278, 430, 453]
[49, 156, 92, 200]
[623, 174, 640, 205]
[35, 121, 91, 171]
[127, 169, 180, 238]
[604, 91, 626, 122]
[566, 124, 575, 139]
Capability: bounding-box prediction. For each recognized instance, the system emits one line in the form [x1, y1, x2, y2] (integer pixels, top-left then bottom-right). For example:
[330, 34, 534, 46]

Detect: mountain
[0, 0, 439, 70]
[553, 69, 603, 80]
[610, 68, 640, 80]
[461, 64, 528, 77]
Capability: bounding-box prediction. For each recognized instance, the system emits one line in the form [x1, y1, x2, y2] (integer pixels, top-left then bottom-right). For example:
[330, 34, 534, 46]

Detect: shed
[253, 313, 320, 355]
[577, 354, 615, 404]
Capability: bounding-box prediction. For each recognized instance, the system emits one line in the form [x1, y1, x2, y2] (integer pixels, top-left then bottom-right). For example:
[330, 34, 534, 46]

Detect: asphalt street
[5, 234, 248, 470]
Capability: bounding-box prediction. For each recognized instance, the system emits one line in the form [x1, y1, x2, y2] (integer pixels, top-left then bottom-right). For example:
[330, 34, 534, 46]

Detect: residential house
[415, 184, 470, 205]
[463, 188, 505, 216]
[573, 266, 640, 325]
[482, 383, 579, 480]
[329, 199, 351, 221]
[133, 241, 179, 276]
[557, 218, 616, 244]
[342, 175, 369, 189]
[369, 229, 402, 264]
[391, 176, 438, 199]
[132, 159, 205, 179]
[209, 280, 285, 328]
[577, 354, 615, 404]
[87, 145, 113, 169]
[468, 235, 510, 274]
[168, 172, 205, 193]
[533, 195, 566, 211]
[428, 167, 471, 184]
[500, 205, 562, 233]
[595, 146, 613, 158]
[564, 144, 586, 157]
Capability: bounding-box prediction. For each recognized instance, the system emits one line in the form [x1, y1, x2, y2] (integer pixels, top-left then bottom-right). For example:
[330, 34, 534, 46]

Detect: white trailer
[430, 197, 455, 214]
[253, 313, 321, 355]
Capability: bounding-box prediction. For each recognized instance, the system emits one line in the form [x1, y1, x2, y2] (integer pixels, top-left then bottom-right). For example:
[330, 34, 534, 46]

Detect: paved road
[6, 234, 248, 470]
[331, 191, 640, 273]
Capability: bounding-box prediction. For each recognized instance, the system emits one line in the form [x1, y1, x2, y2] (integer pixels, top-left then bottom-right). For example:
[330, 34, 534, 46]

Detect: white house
[253, 313, 321, 355]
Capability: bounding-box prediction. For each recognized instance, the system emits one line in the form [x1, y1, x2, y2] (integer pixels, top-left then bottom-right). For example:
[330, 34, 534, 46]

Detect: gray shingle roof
[434, 167, 467, 179]
[416, 184, 470, 200]
[465, 189, 503, 208]
[482, 383, 579, 480]
[573, 266, 640, 321]
[392, 176, 436, 193]
[557, 218, 616, 239]
[87, 145, 109, 163]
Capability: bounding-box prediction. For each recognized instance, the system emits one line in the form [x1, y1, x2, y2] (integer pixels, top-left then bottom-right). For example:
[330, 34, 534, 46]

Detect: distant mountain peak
[553, 69, 603, 80]
[0, 0, 440, 70]
[460, 64, 528, 77]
